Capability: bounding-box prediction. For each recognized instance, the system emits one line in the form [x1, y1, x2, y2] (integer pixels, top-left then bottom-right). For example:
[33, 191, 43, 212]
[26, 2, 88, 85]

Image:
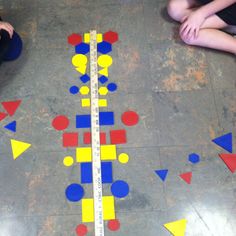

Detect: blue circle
[65, 183, 84, 202]
[188, 153, 200, 164]
[107, 83, 117, 92]
[111, 180, 129, 198]
[69, 86, 79, 94]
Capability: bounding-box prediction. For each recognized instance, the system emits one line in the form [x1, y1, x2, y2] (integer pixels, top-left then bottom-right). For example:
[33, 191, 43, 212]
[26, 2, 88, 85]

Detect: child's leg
[181, 28, 236, 54]
[168, 1, 236, 54]
[180, 14, 236, 54]
[167, 0, 200, 22]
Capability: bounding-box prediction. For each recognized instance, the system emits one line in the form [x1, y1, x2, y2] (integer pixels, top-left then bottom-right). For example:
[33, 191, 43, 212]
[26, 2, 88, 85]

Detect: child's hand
[180, 11, 205, 40]
[0, 21, 14, 38]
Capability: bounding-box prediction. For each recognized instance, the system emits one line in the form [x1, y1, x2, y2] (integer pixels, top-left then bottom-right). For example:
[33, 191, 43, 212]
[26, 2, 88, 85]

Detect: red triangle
[1, 100, 22, 116]
[0, 112, 8, 121]
[180, 172, 192, 184]
[219, 153, 236, 173]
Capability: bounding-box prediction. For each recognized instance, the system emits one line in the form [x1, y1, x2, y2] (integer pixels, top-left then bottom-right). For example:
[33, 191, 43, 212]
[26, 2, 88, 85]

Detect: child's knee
[167, 0, 183, 21]
[179, 29, 196, 46]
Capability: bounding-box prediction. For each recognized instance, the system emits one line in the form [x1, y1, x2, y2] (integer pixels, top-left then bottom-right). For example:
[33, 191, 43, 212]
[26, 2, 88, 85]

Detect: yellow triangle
[75, 65, 87, 75]
[164, 219, 187, 236]
[11, 139, 31, 160]
[98, 67, 108, 77]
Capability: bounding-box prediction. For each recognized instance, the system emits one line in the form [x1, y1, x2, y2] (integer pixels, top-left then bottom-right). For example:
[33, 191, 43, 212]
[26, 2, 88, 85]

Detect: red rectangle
[83, 132, 106, 145]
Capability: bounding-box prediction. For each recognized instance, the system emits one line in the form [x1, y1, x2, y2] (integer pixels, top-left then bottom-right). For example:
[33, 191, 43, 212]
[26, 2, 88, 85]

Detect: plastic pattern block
[98, 41, 112, 54]
[99, 75, 109, 84]
[81, 162, 93, 183]
[83, 132, 107, 145]
[101, 162, 113, 183]
[80, 74, 90, 83]
[75, 42, 90, 54]
[99, 112, 114, 126]
[76, 114, 91, 128]
[110, 129, 127, 144]
[63, 132, 78, 147]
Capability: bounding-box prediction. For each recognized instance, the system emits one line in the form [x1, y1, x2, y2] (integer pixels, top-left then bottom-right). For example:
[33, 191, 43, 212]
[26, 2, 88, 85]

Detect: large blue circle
[111, 180, 129, 198]
[107, 83, 117, 92]
[65, 183, 84, 202]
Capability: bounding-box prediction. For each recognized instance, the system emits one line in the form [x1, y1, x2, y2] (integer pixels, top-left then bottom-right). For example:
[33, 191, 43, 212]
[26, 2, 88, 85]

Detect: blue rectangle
[76, 115, 91, 128]
[99, 112, 114, 126]
[101, 162, 113, 183]
[81, 163, 92, 184]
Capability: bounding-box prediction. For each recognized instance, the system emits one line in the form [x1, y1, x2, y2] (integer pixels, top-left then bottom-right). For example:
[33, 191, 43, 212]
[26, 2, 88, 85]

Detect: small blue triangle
[212, 132, 233, 153]
[4, 121, 16, 132]
[155, 169, 168, 182]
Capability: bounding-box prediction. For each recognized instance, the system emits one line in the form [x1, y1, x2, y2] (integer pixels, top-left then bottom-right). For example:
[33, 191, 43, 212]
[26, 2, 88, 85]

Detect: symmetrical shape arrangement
[51, 31, 140, 235]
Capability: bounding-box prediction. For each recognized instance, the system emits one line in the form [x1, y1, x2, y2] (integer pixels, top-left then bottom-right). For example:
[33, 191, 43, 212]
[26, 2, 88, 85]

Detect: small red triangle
[180, 172, 192, 184]
[1, 100, 22, 116]
[219, 153, 236, 173]
[0, 112, 8, 121]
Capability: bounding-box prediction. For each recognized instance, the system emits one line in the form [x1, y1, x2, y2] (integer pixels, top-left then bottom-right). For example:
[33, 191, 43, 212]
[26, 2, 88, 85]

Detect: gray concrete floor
[0, 0, 236, 235]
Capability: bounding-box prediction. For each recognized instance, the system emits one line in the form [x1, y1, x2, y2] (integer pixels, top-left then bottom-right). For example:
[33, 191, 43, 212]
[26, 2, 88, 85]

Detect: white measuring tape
[90, 30, 105, 236]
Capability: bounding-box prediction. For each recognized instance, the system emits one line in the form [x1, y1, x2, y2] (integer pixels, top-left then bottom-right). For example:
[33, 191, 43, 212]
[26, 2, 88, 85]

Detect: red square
[63, 132, 78, 147]
[110, 129, 127, 144]
[83, 132, 106, 145]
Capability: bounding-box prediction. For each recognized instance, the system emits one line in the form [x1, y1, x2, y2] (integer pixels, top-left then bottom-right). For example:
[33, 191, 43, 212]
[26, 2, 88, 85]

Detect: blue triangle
[155, 169, 168, 182]
[4, 121, 16, 132]
[212, 132, 232, 153]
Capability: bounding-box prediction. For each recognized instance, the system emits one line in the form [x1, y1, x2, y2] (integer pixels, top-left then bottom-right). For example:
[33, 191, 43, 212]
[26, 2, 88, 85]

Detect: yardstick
[90, 30, 104, 236]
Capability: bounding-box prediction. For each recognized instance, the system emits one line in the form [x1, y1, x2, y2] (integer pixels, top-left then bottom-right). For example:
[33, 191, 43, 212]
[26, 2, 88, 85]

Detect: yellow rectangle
[103, 196, 115, 220]
[84, 33, 90, 43]
[99, 99, 107, 107]
[82, 198, 94, 222]
[81, 98, 90, 107]
[97, 33, 103, 43]
[101, 145, 117, 160]
[76, 147, 92, 162]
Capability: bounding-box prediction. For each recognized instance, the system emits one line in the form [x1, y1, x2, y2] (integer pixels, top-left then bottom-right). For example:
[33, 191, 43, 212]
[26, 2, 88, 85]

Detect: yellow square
[103, 196, 115, 220]
[97, 34, 103, 43]
[81, 98, 91, 107]
[101, 145, 117, 160]
[82, 198, 94, 222]
[76, 147, 92, 162]
[84, 33, 90, 43]
[99, 99, 107, 107]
